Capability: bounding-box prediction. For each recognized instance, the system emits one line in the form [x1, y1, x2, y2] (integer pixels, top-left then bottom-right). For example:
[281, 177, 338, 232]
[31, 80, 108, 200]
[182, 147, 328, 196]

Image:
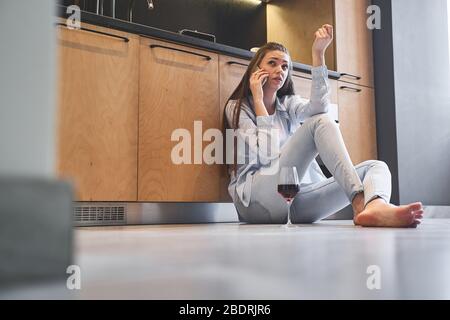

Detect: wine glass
[278, 166, 300, 228]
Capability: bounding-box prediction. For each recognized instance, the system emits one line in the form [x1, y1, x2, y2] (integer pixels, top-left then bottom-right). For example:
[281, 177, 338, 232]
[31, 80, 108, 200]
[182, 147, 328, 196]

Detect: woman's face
[258, 50, 290, 90]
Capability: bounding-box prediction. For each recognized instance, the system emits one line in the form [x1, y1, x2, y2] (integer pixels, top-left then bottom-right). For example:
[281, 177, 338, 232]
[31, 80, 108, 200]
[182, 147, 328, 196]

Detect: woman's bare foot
[354, 198, 423, 228]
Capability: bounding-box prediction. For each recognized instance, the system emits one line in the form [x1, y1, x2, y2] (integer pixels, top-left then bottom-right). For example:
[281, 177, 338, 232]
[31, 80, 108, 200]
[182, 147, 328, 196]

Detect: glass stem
[287, 202, 292, 225]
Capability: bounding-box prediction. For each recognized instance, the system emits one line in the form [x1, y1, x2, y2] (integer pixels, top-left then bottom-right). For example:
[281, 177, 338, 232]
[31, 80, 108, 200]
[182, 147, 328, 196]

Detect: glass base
[282, 222, 298, 229]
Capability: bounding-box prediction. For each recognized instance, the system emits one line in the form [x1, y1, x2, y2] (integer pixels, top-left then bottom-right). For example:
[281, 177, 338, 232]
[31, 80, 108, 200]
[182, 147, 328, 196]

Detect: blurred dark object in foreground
[0, 177, 73, 291]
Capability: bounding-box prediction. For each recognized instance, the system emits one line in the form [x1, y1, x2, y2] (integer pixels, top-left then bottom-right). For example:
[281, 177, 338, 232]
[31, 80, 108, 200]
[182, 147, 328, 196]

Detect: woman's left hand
[312, 24, 333, 55]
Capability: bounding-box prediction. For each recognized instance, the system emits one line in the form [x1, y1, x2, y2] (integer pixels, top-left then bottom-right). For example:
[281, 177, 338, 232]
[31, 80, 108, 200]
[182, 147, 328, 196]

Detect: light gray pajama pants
[234, 113, 392, 224]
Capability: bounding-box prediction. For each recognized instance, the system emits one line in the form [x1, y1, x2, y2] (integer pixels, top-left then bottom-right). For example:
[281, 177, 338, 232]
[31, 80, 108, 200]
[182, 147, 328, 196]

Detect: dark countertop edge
[56, 5, 341, 80]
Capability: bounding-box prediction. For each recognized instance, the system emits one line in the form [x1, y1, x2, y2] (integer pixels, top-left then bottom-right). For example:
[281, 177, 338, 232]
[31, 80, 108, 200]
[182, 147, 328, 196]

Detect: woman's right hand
[249, 67, 269, 102]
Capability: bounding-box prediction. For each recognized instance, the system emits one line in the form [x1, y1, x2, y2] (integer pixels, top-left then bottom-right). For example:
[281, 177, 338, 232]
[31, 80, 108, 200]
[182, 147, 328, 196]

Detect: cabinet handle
[339, 86, 362, 93]
[150, 44, 212, 61]
[55, 22, 129, 42]
[340, 72, 362, 80]
[227, 61, 248, 67]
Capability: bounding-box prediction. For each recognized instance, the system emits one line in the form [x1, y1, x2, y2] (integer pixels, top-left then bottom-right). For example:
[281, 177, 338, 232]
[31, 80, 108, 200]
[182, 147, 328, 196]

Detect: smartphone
[253, 65, 268, 87]
[261, 71, 267, 87]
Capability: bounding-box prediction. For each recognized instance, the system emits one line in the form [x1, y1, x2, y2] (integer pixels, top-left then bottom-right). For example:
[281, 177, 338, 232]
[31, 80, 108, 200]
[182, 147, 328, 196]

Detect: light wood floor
[70, 219, 450, 299]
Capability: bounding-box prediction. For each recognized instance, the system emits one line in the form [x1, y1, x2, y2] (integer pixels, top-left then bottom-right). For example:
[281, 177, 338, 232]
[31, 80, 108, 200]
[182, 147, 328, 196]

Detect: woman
[224, 24, 423, 227]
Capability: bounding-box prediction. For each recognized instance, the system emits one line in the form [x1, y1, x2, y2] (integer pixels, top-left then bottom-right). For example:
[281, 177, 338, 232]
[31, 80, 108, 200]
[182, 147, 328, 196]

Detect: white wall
[0, 0, 57, 177]
[392, 0, 450, 205]
[448, 0, 450, 66]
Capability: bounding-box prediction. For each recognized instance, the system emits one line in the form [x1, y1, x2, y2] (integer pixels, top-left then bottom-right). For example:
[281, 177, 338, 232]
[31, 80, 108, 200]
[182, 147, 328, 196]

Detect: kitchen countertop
[56, 5, 341, 80]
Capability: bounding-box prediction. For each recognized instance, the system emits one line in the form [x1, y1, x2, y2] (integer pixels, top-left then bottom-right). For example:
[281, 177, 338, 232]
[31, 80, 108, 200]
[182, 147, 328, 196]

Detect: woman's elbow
[310, 100, 329, 115]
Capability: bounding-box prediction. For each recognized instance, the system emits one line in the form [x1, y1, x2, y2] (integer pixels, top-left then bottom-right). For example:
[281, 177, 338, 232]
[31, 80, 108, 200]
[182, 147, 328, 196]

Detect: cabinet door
[292, 72, 338, 104]
[267, 0, 336, 71]
[56, 23, 139, 201]
[292, 72, 339, 122]
[218, 55, 250, 202]
[335, 0, 374, 87]
[139, 38, 220, 201]
[219, 56, 250, 117]
[338, 83, 377, 164]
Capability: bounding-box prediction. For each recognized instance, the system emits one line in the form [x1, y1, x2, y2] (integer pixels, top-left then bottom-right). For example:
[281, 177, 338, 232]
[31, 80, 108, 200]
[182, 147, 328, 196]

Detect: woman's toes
[409, 202, 423, 211]
[408, 221, 419, 228]
[355, 201, 424, 228]
[398, 207, 415, 219]
[413, 209, 424, 219]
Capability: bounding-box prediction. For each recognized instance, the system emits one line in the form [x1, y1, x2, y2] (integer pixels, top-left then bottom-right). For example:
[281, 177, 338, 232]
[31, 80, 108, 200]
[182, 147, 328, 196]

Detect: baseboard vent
[74, 205, 126, 226]
[72, 202, 239, 226]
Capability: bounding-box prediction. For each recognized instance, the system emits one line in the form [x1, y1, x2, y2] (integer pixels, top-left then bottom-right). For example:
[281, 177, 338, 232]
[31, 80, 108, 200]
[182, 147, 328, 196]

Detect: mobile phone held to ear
[253, 65, 267, 87]
[262, 75, 267, 87]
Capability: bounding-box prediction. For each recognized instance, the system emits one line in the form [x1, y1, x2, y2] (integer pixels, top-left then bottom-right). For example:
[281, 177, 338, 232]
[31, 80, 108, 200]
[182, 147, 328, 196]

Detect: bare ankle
[352, 192, 365, 215]
[365, 197, 387, 209]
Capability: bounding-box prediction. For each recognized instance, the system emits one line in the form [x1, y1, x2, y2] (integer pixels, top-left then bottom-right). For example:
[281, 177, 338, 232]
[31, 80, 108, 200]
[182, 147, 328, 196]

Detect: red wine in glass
[278, 184, 300, 202]
[278, 167, 300, 228]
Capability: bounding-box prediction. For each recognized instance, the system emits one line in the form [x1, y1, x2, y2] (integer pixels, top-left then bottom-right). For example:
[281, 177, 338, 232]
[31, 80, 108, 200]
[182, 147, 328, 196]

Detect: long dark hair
[223, 42, 295, 174]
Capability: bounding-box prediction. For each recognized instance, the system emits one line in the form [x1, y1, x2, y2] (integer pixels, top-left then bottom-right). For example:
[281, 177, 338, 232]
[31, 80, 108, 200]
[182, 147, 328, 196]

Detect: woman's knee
[358, 159, 389, 169]
[306, 113, 338, 133]
[376, 160, 390, 171]
[356, 160, 391, 177]
[307, 113, 334, 125]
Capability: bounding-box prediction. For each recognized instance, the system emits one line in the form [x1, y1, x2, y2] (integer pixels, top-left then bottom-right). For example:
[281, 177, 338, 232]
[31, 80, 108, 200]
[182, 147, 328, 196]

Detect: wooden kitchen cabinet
[291, 71, 339, 105]
[266, 0, 378, 170]
[267, 0, 374, 88]
[138, 38, 221, 201]
[292, 71, 339, 127]
[334, 0, 375, 87]
[218, 55, 250, 202]
[267, 0, 336, 71]
[337, 82, 377, 165]
[56, 22, 139, 201]
[55, 1, 377, 203]
[219, 56, 250, 117]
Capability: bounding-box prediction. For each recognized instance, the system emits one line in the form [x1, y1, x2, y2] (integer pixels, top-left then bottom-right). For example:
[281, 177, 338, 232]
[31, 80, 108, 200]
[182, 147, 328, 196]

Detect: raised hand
[312, 24, 333, 55]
